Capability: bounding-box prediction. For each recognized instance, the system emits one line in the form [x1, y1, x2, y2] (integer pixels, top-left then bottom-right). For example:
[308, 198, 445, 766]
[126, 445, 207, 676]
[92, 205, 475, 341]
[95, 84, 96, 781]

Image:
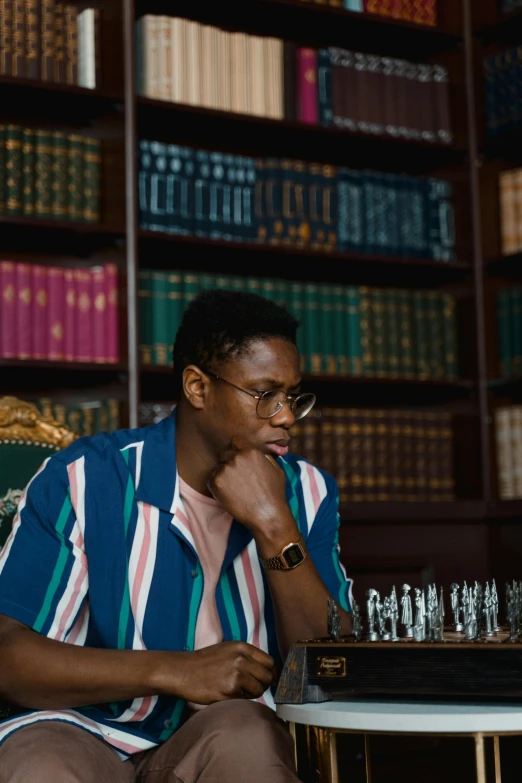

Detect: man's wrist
[253, 514, 301, 560]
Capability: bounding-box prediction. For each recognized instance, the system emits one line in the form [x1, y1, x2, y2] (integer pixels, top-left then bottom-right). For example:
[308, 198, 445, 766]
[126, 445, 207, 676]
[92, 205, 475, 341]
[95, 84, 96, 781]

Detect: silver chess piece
[461, 582, 469, 629]
[431, 586, 444, 642]
[400, 584, 413, 638]
[366, 589, 379, 642]
[389, 586, 400, 641]
[413, 587, 426, 642]
[491, 579, 500, 632]
[450, 583, 464, 632]
[464, 584, 478, 641]
[375, 591, 386, 639]
[482, 583, 495, 638]
[352, 599, 363, 642]
[327, 598, 342, 641]
[506, 586, 518, 643]
[381, 596, 392, 641]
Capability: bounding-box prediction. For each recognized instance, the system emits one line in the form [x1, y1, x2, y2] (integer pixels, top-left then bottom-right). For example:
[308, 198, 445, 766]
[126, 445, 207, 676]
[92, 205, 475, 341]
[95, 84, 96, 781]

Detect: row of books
[0, 260, 119, 363]
[495, 406, 522, 500]
[292, 47, 452, 146]
[136, 17, 284, 119]
[497, 287, 522, 378]
[484, 47, 522, 138]
[499, 168, 522, 256]
[34, 396, 120, 436]
[138, 270, 459, 380]
[0, 3, 98, 88]
[139, 140, 456, 260]
[304, 0, 437, 27]
[0, 125, 101, 221]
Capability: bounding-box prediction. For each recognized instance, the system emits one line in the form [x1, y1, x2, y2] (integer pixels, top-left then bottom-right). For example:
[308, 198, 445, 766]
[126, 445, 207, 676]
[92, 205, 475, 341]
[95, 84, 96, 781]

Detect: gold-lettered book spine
[0, 0, 13, 76]
[24, 0, 39, 79]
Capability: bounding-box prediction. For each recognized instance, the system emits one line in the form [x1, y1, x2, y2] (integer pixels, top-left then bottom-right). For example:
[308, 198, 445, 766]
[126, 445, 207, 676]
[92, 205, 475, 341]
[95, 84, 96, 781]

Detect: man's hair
[172, 289, 298, 396]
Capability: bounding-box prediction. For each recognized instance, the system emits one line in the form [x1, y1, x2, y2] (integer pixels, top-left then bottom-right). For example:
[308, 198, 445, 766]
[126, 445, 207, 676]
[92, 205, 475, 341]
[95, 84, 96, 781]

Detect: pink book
[48, 267, 65, 361]
[104, 262, 119, 363]
[74, 268, 93, 363]
[32, 265, 49, 360]
[64, 268, 76, 362]
[297, 48, 318, 125]
[15, 263, 32, 360]
[91, 265, 106, 363]
[0, 261, 16, 359]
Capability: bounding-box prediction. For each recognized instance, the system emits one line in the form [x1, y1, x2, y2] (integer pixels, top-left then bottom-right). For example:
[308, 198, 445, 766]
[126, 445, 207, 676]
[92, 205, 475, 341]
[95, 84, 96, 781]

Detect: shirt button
[164, 720, 173, 729]
[190, 570, 198, 578]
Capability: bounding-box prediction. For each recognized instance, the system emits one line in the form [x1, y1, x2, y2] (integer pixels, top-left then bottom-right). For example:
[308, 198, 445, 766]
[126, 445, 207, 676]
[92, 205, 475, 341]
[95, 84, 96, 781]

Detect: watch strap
[260, 534, 306, 571]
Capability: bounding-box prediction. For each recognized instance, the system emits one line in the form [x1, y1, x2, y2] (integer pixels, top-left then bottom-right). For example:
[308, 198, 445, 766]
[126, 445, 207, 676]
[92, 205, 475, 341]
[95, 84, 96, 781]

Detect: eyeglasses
[206, 372, 316, 421]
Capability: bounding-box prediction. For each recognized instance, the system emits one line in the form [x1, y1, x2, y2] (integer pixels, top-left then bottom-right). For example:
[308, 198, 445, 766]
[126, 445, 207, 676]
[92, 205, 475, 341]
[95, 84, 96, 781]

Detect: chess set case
[274, 633, 522, 705]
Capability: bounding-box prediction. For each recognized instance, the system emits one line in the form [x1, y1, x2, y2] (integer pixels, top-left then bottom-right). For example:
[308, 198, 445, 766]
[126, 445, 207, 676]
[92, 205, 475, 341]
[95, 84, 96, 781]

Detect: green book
[319, 284, 336, 375]
[166, 271, 183, 354]
[151, 271, 169, 366]
[304, 282, 321, 375]
[98, 401, 110, 433]
[83, 136, 101, 223]
[22, 128, 34, 216]
[246, 277, 262, 297]
[79, 403, 96, 437]
[5, 123, 22, 215]
[345, 286, 362, 377]
[182, 273, 200, 310]
[425, 291, 445, 380]
[138, 270, 154, 365]
[332, 284, 347, 376]
[65, 406, 83, 436]
[397, 289, 415, 379]
[288, 280, 306, 374]
[497, 289, 512, 378]
[272, 278, 288, 309]
[35, 129, 53, 218]
[412, 290, 429, 379]
[384, 289, 400, 378]
[214, 274, 233, 291]
[261, 278, 276, 302]
[370, 288, 387, 378]
[511, 287, 522, 377]
[359, 286, 374, 377]
[441, 293, 459, 380]
[107, 399, 120, 431]
[199, 273, 216, 291]
[51, 130, 68, 220]
[67, 133, 84, 221]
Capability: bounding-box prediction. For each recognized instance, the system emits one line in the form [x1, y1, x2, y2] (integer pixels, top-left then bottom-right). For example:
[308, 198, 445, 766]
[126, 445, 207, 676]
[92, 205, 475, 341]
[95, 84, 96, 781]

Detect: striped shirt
[0, 412, 352, 758]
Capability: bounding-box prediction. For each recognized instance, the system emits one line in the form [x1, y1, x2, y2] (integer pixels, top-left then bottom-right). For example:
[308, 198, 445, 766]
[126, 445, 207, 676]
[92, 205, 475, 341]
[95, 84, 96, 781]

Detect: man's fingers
[246, 645, 276, 672]
[246, 658, 276, 688]
[240, 673, 270, 700]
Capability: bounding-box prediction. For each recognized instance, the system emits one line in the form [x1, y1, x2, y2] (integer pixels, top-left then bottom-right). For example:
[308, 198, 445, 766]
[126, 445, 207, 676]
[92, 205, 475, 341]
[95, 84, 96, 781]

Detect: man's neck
[175, 405, 217, 497]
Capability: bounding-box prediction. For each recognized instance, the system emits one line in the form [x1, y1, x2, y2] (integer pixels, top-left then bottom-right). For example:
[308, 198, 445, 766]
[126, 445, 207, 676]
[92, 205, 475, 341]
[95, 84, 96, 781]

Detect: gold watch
[259, 534, 307, 571]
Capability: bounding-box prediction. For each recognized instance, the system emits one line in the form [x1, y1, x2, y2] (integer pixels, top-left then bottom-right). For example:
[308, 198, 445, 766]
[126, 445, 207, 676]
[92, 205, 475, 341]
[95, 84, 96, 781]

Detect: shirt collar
[134, 410, 178, 513]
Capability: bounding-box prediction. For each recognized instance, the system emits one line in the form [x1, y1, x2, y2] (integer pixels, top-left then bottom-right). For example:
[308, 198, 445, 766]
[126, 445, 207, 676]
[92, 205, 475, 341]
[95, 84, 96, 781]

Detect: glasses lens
[293, 393, 316, 421]
[257, 390, 286, 419]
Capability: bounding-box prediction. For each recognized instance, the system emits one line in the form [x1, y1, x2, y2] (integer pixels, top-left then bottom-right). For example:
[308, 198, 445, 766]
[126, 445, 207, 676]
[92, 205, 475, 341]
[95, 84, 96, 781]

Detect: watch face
[283, 544, 305, 568]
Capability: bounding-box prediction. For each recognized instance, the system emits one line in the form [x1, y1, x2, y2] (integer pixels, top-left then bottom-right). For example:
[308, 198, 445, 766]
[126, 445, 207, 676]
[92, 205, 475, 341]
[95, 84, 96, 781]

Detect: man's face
[199, 337, 301, 459]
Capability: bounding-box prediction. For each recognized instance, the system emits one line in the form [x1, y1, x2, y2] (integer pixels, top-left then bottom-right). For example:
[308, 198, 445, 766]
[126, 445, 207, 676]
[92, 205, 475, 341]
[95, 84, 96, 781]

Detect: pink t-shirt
[178, 476, 233, 709]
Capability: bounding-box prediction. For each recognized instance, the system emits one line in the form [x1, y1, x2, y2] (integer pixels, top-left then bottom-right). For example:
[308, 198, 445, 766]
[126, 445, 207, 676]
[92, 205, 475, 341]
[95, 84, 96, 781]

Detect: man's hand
[171, 642, 276, 705]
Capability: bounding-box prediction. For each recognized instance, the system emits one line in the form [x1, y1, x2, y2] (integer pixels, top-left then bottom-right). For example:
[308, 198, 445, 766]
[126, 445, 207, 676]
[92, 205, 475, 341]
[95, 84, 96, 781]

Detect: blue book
[384, 174, 401, 257]
[344, 0, 363, 9]
[138, 139, 152, 230]
[254, 158, 267, 244]
[165, 144, 188, 236]
[180, 146, 195, 237]
[208, 151, 225, 241]
[194, 149, 211, 238]
[425, 179, 456, 262]
[233, 155, 247, 243]
[317, 49, 333, 127]
[363, 170, 379, 255]
[265, 158, 283, 245]
[221, 153, 235, 242]
[397, 174, 427, 259]
[483, 55, 498, 137]
[148, 141, 169, 234]
[337, 167, 365, 254]
[243, 156, 257, 243]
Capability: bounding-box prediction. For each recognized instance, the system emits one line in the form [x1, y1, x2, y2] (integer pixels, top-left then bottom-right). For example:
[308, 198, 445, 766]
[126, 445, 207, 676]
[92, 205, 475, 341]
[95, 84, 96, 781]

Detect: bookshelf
[3, 0, 522, 596]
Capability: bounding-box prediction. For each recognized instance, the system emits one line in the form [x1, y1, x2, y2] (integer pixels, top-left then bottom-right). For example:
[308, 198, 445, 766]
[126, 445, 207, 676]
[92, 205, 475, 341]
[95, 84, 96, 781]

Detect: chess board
[274, 629, 522, 705]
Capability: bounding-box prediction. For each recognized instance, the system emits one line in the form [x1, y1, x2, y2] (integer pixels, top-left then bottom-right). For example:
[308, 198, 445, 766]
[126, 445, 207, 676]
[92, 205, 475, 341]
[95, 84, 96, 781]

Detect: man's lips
[266, 440, 290, 457]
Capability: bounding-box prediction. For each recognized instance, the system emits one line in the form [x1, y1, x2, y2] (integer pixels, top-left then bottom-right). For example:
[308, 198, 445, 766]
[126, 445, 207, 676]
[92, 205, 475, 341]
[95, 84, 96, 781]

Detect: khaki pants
[0, 700, 299, 782]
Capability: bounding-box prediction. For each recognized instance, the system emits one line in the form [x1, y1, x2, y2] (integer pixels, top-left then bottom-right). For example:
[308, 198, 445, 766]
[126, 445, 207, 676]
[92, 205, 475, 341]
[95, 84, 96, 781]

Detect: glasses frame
[205, 371, 316, 421]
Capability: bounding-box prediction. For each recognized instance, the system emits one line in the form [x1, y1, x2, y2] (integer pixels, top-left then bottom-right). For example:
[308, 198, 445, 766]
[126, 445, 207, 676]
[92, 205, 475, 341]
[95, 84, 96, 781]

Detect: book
[0, 0, 13, 76]
[65, 4, 78, 85]
[91, 265, 106, 363]
[5, 124, 22, 215]
[496, 407, 516, 499]
[48, 266, 65, 360]
[15, 262, 32, 359]
[32, 263, 48, 360]
[77, 8, 96, 89]
[22, 127, 34, 216]
[11, 0, 24, 77]
[74, 268, 93, 362]
[64, 267, 76, 361]
[40, 0, 54, 81]
[24, 0, 39, 79]
[53, 1, 66, 83]
[297, 48, 318, 124]
[51, 131, 68, 219]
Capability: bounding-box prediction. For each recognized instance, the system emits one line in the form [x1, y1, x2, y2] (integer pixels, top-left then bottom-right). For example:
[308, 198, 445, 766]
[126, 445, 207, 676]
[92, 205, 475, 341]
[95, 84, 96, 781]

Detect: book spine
[304, 282, 321, 374]
[105, 262, 119, 363]
[159, 15, 172, 101]
[74, 268, 93, 362]
[319, 409, 337, 478]
[40, 0, 54, 81]
[323, 163, 337, 251]
[138, 270, 153, 365]
[332, 284, 348, 375]
[266, 157, 283, 245]
[359, 286, 374, 376]
[11, 0, 24, 77]
[151, 270, 168, 365]
[437, 412, 455, 501]
[47, 266, 65, 360]
[67, 133, 83, 221]
[388, 410, 404, 501]
[51, 130, 68, 219]
[297, 48, 318, 124]
[24, 0, 39, 78]
[511, 286, 522, 376]
[15, 262, 32, 359]
[500, 170, 518, 255]
[384, 289, 400, 378]
[5, 124, 22, 216]
[514, 168, 522, 253]
[22, 127, 34, 216]
[397, 289, 414, 378]
[91, 264, 107, 363]
[512, 406, 522, 498]
[0, 0, 13, 75]
[401, 412, 417, 501]
[65, 4, 78, 85]
[345, 285, 362, 376]
[370, 288, 387, 377]
[83, 136, 101, 222]
[441, 293, 459, 380]
[496, 407, 516, 499]
[337, 167, 364, 253]
[344, 409, 363, 502]
[426, 291, 444, 379]
[361, 410, 377, 501]
[54, 1, 65, 83]
[169, 17, 185, 105]
[77, 8, 95, 89]
[0, 125, 5, 212]
[34, 129, 53, 218]
[317, 48, 333, 127]
[283, 41, 297, 122]
[432, 65, 452, 145]
[498, 288, 513, 377]
[374, 410, 391, 501]
[281, 158, 296, 245]
[424, 412, 439, 502]
[412, 290, 429, 379]
[165, 271, 182, 361]
[319, 284, 337, 374]
[250, 34, 265, 118]
[64, 267, 76, 361]
[185, 19, 201, 107]
[0, 261, 16, 358]
[32, 264, 48, 360]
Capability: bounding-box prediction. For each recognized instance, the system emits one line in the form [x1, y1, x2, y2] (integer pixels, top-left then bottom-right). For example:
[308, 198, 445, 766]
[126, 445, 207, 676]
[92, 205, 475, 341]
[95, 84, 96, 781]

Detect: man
[0, 290, 353, 782]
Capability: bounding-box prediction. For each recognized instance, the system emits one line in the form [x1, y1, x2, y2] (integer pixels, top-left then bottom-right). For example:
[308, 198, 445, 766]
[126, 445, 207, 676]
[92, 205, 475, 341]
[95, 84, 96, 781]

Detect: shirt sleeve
[0, 454, 89, 640]
[305, 472, 353, 612]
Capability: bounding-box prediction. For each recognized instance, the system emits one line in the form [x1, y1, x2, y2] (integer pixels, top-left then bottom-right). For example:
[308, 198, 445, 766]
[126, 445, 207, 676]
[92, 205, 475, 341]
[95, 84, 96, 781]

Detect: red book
[400, 0, 415, 21]
[105, 262, 119, 364]
[390, 0, 404, 18]
[48, 266, 65, 361]
[32, 264, 49, 360]
[16, 262, 33, 359]
[0, 261, 16, 359]
[412, 0, 437, 26]
[91, 264, 106, 363]
[74, 268, 93, 362]
[297, 48, 318, 125]
[64, 268, 76, 362]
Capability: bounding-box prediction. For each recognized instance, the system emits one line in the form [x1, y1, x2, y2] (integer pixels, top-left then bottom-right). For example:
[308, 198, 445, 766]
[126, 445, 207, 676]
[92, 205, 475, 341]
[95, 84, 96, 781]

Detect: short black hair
[172, 289, 298, 396]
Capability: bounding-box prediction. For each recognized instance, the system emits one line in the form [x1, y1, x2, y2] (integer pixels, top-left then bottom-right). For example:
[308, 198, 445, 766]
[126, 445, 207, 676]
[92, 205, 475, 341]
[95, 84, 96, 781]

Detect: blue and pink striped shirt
[0, 412, 352, 758]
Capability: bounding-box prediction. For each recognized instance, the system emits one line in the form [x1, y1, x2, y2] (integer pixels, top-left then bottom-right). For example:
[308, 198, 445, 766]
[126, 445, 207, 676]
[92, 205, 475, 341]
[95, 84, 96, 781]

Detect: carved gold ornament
[0, 396, 77, 450]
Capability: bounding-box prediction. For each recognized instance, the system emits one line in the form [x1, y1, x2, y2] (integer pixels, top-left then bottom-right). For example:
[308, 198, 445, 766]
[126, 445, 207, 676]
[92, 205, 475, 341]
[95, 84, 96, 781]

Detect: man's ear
[182, 365, 210, 410]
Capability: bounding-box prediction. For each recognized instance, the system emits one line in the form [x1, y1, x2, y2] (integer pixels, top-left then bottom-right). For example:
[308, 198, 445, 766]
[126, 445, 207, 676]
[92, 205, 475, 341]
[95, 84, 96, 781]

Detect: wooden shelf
[137, 98, 466, 174]
[487, 500, 522, 520]
[485, 253, 522, 278]
[138, 231, 471, 287]
[339, 501, 485, 523]
[0, 216, 125, 256]
[482, 130, 522, 163]
[1, 360, 128, 395]
[0, 77, 123, 124]
[475, 8, 522, 45]
[135, 0, 460, 59]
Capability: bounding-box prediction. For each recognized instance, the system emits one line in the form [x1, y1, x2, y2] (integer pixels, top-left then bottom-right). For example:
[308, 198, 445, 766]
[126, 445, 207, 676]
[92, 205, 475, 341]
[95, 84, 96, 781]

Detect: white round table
[276, 699, 522, 783]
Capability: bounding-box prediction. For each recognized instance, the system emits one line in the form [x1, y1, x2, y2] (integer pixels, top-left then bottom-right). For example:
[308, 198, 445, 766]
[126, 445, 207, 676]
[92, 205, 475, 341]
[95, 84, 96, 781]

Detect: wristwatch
[259, 534, 307, 571]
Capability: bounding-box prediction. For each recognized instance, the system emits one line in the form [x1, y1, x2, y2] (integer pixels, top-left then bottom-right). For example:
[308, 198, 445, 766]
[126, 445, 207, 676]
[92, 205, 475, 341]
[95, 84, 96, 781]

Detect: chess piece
[482, 584, 495, 638]
[461, 582, 469, 628]
[413, 587, 426, 642]
[491, 580, 500, 632]
[507, 586, 518, 643]
[352, 599, 363, 642]
[400, 584, 413, 638]
[465, 584, 478, 641]
[375, 592, 386, 638]
[450, 583, 463, 632]
[389, 586, 400, 641]
[328, 598, 342, 641]
[366, 589, 379, 642]
[382, 596, 392, 641]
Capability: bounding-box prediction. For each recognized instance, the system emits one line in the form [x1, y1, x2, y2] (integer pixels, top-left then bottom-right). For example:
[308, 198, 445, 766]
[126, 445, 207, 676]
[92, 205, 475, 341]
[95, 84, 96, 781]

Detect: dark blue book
[425, 178, 456, 262]
[483, 54, 498, 137]
[265, 157, 283, 245]
[254, 158, 268, 244]
[194, 149, 211, 238]
[244, 156, 256, 243]
[281, 158, 297, 246]
[138, 139, 153, 230]
[397, 174, 427, 259]
[384, 174, 401, 257]
[165, 144, 189, 236]
[148, 140, 169, 234]
[180, 146, 195, 237]
[323, 164, 337, 251]
[232, 155, 248, 243]
[208, 150, 225, 241]
[363, 170, 379, 255]
[294, 159, 310, 249]
[309, 162, 324, 250]
[337, 167, 365, 254]
[317, 49, 333, 127]
[221, 153, 236, 242]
